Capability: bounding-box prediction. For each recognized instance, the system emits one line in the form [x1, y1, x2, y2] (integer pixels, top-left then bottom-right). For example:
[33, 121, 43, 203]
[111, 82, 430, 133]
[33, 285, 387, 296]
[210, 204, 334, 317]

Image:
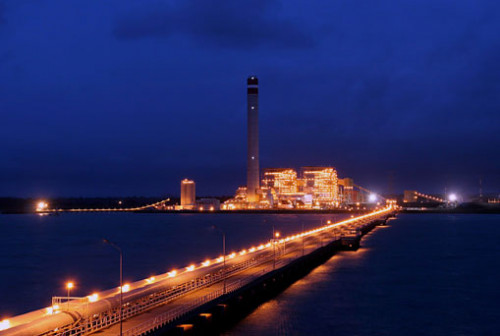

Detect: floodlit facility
[180, 179, 196, 210]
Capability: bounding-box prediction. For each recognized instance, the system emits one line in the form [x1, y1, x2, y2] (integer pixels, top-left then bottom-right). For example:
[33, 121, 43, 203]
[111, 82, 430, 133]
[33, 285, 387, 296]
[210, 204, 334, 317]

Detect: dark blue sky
[1, 0, 499, 197]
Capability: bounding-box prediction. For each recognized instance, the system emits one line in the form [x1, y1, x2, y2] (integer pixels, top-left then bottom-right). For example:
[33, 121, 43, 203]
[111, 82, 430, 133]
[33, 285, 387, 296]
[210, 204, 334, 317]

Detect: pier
[0, 207, 396, 336]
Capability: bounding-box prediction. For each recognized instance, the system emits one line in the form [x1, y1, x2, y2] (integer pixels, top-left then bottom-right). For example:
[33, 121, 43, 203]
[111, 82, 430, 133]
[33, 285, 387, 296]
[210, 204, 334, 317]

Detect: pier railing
[122, 262, 284, 336]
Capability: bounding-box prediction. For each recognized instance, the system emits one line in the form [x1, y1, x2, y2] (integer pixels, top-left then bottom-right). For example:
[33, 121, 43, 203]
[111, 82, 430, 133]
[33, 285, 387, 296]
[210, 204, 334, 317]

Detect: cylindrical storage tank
[180, 179, 196, 209]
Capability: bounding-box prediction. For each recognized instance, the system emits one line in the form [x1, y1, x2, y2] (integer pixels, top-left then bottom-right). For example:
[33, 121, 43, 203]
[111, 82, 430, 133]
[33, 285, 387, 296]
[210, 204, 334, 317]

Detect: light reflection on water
[225, 214, 500, 336]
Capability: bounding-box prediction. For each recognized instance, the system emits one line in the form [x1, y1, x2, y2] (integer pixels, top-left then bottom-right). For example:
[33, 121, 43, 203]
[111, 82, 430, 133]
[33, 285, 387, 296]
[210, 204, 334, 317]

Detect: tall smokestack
[247, 76, 259, 203]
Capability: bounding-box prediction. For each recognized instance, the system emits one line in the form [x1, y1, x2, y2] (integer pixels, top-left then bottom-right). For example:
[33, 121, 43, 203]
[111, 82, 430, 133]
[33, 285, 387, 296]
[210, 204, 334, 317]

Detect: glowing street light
[273, 228, 281, 270]
[87, 293, 99, 302]
[368, 194, 377, 203]
[0, 319, 10, 331]
[66, 282, 74, 310]
[36, 201, 48, 212]
[448, 193, 457, 202]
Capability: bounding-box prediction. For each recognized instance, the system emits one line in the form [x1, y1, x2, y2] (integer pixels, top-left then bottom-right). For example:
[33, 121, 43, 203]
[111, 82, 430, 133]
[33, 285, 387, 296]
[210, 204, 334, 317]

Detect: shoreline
[3, 208, 500, 215]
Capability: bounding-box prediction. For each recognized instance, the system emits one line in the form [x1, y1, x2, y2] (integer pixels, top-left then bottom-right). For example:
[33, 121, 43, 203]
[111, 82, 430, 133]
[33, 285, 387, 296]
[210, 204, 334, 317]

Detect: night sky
[1, 0, 499, 197]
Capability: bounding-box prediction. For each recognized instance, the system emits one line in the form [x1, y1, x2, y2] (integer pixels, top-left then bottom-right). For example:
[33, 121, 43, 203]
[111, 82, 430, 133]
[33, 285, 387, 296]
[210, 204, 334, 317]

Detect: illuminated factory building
[261, 168, 300, 208]
[262, 168, 298, 195]
[260, 167, 339, 209]
[221, 75, 369, 210]
[224, 166, 345, 209]
[301, 167, 338, 207]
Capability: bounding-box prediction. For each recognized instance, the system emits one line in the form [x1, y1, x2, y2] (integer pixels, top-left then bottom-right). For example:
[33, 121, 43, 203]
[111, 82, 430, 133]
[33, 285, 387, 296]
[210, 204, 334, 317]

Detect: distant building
[301, 167, 338, 207]
[196, 198, 220, 211]
[338, 177, 354, 204]
[180, 179, 196, 210]
[261, 168, 301, 208]
[403, 190, 418, 203]
[262, 168, 298, 195]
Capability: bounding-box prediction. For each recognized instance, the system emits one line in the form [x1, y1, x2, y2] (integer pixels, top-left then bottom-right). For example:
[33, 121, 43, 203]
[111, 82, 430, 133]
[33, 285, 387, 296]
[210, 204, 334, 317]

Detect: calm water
[1, 214, 498, 335]
[226, 214, 500, 336]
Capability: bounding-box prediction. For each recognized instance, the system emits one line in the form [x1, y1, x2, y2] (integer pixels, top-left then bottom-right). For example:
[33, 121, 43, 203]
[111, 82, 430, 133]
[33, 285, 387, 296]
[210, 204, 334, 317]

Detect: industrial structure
[339, 178, 365, 204]
[180, 179, 196, 210]
[403, 190, 445, 203]
[223, 165, 372, 210]
[246, 76, 260, 203]
[220, 75, 377, 210]
[301, 167, 339, 207]
[259, 167, 340, 209]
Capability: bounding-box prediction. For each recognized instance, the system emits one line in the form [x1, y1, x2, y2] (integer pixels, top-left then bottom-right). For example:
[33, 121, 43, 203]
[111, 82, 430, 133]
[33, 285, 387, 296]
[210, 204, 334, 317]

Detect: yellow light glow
[87, 293, 99, 302]
[275, 232, 280, 238]
[0, 319, 10, 331]
[36, 201, 48, 212]
[45, 307, 54, 315]
[146, 276, 155, 284]
[154, 206, 392, 289]
[121, 284, 130, 293]
[66, 282, 74, 290]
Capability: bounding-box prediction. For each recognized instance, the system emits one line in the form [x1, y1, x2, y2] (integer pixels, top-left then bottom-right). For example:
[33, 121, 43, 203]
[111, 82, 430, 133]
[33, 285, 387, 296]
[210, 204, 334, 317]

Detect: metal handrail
[122, 262, 284, 336]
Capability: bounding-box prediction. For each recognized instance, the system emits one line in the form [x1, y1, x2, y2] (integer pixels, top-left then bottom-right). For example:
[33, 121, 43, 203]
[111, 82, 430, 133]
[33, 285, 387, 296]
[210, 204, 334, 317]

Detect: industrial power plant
[220, 76, 374, 210]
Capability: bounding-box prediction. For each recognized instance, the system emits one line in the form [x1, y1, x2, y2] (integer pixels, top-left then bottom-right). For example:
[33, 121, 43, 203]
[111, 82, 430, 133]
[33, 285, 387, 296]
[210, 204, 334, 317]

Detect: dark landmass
[0, 196, 234, 214]
[2, 197, 499, 214]
[0, 197, 173, 214]
[402, 202, 500, 214]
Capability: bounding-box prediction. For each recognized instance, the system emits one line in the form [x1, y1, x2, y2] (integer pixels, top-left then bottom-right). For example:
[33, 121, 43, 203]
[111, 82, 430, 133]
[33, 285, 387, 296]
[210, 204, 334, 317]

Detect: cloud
[113, 0, 315, 49]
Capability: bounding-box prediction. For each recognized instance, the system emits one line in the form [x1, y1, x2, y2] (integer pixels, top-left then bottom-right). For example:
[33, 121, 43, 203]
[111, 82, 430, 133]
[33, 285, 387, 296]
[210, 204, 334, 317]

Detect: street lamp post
[302, 222, 305, 256]
[66, 282, 73, 310]
[103, 239, 123, 336]
[212, 226, 226, 294]
[273, 231, 280, 270]
[222, 232, 226, 294]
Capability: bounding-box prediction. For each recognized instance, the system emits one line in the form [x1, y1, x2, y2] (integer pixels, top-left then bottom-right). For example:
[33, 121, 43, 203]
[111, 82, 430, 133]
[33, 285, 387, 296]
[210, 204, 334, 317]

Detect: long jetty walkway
[0, 206, 397, 336]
